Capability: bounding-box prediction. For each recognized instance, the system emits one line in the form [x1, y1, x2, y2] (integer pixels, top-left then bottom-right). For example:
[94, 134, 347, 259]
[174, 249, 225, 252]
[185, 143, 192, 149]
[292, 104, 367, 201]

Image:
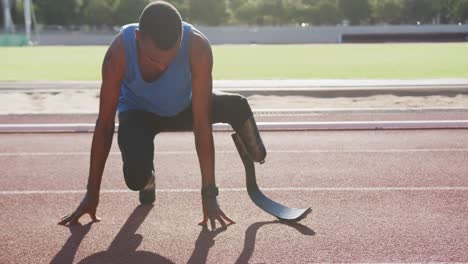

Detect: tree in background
[0, 3, 3, 28]
[256, 0, 285, 25]
[295, 0, 341, 25]
[402, 0, 445, 24]
[34, 0, 81, 26]
[231, 0, 258, 25]
[13, 0, 24, 23]
[448, 0, 468, 23]
[80, 0, 118, 27]
[370, 0, 405, 24]
[228, 0, 302, 26]
[1, 0, 28, 28]
[189, 0, 229, 25]
[338, 0, 371, 25]
[313, 0, 342, 25]
[227, 0, 246, 24]
[114, 0, 149, 25]
[304, 0, 342, 25]
[6, 0, 468, 27]
[282, 0, 308, 25]
[169, 0, 190, 21]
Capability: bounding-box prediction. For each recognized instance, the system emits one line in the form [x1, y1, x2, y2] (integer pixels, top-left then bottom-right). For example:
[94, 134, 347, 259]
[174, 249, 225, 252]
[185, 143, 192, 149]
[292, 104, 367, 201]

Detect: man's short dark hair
[139, 1, 182, 50]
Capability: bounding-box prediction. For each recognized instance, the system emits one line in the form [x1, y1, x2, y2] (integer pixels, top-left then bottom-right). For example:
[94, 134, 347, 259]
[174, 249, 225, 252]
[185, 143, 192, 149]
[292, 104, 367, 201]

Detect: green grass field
[1, 43, 467, 81]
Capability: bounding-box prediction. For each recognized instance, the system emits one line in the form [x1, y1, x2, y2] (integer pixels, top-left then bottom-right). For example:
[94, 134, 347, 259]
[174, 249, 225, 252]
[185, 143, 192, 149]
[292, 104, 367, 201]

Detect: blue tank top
[118, 22, 193, 116]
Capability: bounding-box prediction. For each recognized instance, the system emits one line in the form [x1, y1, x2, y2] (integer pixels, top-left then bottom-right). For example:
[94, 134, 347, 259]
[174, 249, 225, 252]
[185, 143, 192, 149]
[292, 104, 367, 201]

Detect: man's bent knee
[123, 165, 154, 191]
[218, 93, 253, 131]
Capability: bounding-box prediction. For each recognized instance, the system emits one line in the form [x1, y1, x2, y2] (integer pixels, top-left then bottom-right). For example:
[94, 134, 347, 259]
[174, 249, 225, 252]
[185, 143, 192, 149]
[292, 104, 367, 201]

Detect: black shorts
[117, 91, 253, 191]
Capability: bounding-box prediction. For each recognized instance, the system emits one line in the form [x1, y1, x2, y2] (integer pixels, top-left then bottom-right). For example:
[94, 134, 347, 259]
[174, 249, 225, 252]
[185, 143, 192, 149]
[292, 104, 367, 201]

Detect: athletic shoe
[139, 173, 155, 205]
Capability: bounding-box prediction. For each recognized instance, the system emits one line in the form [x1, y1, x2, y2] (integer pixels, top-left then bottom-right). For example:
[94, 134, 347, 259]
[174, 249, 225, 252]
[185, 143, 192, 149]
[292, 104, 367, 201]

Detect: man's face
[135, 29, 181, 74]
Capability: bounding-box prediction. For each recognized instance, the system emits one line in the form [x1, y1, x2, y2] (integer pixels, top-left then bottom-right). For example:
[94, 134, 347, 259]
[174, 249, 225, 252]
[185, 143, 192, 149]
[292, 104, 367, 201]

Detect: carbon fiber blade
[232, 133, 311, 222]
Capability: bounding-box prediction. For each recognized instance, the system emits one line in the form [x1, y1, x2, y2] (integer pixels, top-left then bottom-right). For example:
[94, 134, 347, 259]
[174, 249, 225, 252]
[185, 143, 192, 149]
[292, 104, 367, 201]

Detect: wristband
[201, 185, 219, 197]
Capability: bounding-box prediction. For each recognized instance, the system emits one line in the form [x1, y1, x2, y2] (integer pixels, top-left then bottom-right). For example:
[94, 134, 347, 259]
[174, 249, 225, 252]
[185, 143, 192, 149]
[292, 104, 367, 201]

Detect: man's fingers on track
[198, 218, 208, 226]
[210, 217, 216, 231]
[58, 212, 76, 225]
[90, 214, 101, 222]
[60, 213, 72, 221]
[69, 211, 85, 225]
[216, 215, 227, 228]
[219, 210, 235, 224]
[89, 209, 101, 222]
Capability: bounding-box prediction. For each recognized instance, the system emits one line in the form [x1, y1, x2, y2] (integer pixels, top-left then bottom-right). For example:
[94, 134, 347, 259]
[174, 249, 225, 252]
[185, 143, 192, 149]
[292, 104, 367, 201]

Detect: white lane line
[253, 107, 468, 113]
[1, 148, 468, 157]
[1, 187, 468, 195]
[1, 120, 468, 133]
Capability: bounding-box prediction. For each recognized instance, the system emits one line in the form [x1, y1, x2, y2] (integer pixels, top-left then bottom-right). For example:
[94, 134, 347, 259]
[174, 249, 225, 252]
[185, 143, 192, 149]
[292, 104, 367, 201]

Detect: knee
[123, 163, 153, 191]
[229, 95, 253, 129]
[235, 95, 251, 113]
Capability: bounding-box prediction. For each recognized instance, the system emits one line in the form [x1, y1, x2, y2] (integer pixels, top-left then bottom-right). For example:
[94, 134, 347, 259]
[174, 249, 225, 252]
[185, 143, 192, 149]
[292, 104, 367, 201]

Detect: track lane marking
[1, 148, 468, 156]
[2, 120, 468, 133]
[1, 186, 468, 195]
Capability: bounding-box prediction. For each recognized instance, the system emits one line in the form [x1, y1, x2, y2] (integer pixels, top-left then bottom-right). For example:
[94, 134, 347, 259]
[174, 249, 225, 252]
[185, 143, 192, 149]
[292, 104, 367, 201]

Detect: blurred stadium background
[2, 0, 468, 46]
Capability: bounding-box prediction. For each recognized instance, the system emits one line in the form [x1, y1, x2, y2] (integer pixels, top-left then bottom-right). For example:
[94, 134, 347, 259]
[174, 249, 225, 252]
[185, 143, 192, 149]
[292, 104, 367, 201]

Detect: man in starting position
[59, 1, 266, 230]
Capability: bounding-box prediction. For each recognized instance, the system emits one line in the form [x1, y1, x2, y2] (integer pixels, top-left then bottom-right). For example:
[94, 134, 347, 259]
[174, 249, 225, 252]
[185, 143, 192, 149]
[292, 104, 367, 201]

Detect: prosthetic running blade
[232, 133, 311, 222]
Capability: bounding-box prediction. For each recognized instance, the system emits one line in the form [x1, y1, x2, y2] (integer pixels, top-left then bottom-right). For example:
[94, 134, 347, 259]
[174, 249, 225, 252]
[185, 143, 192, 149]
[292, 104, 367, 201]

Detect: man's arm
[190, 30, 215, 187]
[58, 34, 125, 225]
[190, 29, 235, 229]
[87, 34, 125, 194]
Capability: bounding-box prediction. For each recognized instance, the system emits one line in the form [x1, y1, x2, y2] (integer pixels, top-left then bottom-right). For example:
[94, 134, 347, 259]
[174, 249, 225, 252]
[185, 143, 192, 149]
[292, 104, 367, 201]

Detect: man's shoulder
[182, 21, 194, 29]
[183, 21, 203, 37]
[187, 22, 209, 48]
[120, 23, 139, 35]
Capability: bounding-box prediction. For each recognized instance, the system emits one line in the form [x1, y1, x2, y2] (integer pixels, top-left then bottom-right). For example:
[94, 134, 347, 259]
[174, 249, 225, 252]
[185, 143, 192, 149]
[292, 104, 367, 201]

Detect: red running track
[0, 127, 467, 263]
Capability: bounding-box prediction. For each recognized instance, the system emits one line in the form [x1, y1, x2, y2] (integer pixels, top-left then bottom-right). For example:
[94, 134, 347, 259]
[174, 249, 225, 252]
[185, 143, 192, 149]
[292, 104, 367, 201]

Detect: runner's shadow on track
[235, 220, 315, 264]
[186, 220, 314, 264]
[50, 222, 94, 264]
[51, 205, 173, 264]
[187, 225, 229, 264]
[78, 204, 173, 264]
